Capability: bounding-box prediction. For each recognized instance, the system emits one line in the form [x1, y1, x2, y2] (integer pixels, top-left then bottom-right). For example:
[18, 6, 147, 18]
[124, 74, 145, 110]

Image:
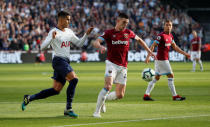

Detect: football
[142, 68, 155, 82]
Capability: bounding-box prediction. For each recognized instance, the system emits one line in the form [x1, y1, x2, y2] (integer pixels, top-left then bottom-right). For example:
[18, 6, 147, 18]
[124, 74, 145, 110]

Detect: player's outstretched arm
[145, 42, 156, 63]
[135, 35, 156, 60]
[172, 42, 190, 59]
[92, 38, 106, 54]
[41, 31, 56, 51]
[71, 27, 94, 47]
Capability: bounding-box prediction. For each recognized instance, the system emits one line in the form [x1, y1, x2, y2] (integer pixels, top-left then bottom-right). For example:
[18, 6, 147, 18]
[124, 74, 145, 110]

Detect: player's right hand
[99, 46, 106, 54]
[52, 31, 57, 39]
[186, 53, 191, 59]
[86, 27, 94, 35]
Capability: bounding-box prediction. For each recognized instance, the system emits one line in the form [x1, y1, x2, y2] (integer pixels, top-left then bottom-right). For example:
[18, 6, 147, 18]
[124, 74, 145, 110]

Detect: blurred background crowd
[0, 0, 203, 52]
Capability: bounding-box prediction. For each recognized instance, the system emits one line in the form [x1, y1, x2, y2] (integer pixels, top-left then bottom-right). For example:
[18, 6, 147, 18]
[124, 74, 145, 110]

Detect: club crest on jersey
[124, 34, 128, 38]
[61, 41, 71, 48]
[157, 36, 161, 40]
[113, 35, 116, 38]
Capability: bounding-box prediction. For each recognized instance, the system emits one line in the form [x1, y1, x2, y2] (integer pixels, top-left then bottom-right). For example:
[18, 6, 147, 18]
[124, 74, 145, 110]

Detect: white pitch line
[52, 114, 210, 127]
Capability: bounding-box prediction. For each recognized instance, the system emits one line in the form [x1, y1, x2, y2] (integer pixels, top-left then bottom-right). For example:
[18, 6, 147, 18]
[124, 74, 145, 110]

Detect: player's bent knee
[116, 94, 124, 99]
[105, 86, 112, 91]
[69, 78, 78, 83]
[155, 75, 160, 80]
[66, 72, 77, 81]
[52, 88, 60, 95]
[167, 74, 174, 78]
[53, 87, 62, 93]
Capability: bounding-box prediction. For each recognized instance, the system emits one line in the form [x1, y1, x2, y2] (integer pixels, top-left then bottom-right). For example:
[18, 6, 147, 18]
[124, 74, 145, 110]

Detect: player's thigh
[155, 60, 173, 75]
[191, 52, 197, 61]
[115, 83, 126, 99]
[114, 68, 127, 85]
[66, 71, 77, 81]
[104, 60, 117, 90]
[53, 80, 64, 92]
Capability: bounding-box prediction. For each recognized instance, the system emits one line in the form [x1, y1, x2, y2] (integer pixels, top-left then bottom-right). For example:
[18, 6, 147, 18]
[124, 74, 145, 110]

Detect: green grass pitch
[0, 62, 210, 127]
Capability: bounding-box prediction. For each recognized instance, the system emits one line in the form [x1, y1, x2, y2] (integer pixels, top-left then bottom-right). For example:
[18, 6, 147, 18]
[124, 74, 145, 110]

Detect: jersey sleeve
[40, 30, 53, 50]
[69, 29, 88, 47]
[171, 35, 175, 44]
[129, 30, 136, 39]
[98, 30, 109, 42]
[154, 34, 162, 44]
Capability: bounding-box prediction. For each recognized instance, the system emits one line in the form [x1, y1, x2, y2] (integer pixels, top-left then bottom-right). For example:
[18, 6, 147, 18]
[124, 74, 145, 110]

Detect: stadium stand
[0, 0, 203, 52]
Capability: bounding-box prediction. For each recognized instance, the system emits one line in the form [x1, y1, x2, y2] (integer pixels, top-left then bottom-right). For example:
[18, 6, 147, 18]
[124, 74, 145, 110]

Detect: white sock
[168, 78, 177, 96]
[192, 60, 196, 71]
[106, 91, 117, 100]
[198, 60, 203, 70]
[145, 79, 157, 95]
[95, 88, 109, 113]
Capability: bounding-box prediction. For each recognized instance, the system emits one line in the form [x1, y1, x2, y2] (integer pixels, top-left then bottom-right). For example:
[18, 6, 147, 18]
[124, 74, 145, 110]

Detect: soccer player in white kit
[143, 20, 191, 101]
[21, 11, 93, 118]
[190, 30, 203, 72]
[92, 13, 156, 118]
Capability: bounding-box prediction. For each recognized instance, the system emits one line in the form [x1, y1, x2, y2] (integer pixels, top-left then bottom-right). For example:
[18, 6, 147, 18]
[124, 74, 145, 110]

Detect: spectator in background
[0, 0, 203, 52]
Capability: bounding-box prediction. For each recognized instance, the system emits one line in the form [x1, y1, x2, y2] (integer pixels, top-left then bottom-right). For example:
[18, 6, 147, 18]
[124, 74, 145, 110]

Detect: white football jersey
[41, 27, 87, 60]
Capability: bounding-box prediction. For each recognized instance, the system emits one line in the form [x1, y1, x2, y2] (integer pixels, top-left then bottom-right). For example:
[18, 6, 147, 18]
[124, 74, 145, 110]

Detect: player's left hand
[149, 52, 157, 60]
[186, 53, 191, 59]
[86, 27, 94, 35]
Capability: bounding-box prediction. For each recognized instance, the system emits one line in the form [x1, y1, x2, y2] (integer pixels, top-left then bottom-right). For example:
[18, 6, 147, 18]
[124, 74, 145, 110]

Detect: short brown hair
[164, 19, 172, 25]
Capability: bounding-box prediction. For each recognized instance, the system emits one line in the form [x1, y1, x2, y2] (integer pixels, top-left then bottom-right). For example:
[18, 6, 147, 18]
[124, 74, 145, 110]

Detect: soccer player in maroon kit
[190, 30, 203, 72]
[143, 20, 190, 101]
[92, 13, 156, 118]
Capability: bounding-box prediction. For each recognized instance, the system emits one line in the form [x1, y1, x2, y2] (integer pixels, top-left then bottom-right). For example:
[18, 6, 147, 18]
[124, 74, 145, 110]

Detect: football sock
[29, 88, 59, 101]
[145, 79, 157, 95]
[106, 91, 117, 100]
[198, 60, 203, 70]
[168, 78, 177, 96]
[66, 78, 78, 110]
[192, 60, 196, 71]
[95, 88, 109, 113]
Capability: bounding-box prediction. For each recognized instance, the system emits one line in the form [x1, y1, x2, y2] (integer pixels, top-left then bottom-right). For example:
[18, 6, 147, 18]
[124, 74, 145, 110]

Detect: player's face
[192, 31, 197, 37]
[117, 18, 129, 31]
[60, 16, 71, 28]
[164, 22, 173, 34]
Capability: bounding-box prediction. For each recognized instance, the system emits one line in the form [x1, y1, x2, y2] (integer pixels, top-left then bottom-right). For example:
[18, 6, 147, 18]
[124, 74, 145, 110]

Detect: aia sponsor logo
[61, 41, 72, 48]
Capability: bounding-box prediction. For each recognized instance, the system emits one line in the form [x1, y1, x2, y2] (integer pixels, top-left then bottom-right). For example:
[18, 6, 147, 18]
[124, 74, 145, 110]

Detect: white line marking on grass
[52, 114, 210, 127]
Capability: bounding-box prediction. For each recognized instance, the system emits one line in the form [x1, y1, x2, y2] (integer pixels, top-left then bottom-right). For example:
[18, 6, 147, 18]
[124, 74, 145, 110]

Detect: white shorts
[155, 60, 173, 75]
[105, 60, 127, 85]
[191, 51, 201, 61]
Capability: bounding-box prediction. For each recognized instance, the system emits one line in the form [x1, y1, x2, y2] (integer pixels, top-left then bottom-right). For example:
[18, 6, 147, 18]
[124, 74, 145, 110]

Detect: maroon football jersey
[100, 29, 136, 67]
[191, 37, 201, 51]
[155, 32, 174, 60]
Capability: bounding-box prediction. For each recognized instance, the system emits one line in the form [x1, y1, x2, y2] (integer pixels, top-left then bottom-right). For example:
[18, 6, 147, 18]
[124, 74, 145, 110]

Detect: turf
[0, 62, 210, 127]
